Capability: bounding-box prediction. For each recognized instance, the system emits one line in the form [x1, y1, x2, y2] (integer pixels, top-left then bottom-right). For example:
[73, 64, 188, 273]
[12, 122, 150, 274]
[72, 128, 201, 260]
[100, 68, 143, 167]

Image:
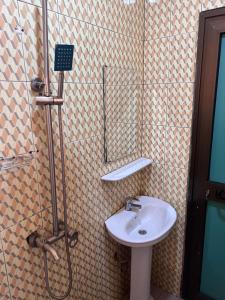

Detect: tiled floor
[152, 286, 183, 300]
[124, 286, 183, 300]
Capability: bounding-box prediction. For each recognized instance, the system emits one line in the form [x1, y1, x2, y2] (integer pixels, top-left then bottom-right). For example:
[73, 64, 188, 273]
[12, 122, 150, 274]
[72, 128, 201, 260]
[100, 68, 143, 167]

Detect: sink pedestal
[130, 247, 154, 300]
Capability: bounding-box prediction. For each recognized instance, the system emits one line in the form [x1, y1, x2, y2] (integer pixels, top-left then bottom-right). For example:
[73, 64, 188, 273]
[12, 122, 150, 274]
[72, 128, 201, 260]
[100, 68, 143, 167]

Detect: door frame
[182, 6, 225, 300]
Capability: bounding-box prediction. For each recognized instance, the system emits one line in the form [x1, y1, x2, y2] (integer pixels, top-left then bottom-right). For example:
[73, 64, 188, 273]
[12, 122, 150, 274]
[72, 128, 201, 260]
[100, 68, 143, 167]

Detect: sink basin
[105, 196, 177, 248]
[105, 196, 177, 300]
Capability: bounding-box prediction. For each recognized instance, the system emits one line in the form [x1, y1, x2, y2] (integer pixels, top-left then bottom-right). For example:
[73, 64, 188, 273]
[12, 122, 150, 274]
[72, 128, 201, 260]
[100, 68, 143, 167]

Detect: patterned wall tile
[143, 84, 167, 126]
[168, 32, 197, 83]
[29, 104, 52, 210]
[165, 127, 191, 169]
[58, 0, 89, 21]
[0, 0, 26, 81]
[19, 2, 60, 83]
[0, 0, 197, 298]
[107, 32, 129, 71]
[145, 0, 171, 40]
[105, 84, 141, 123]
[0, 161, 41, 231]
[40, 208, 76, 299]
[94, 134, 142, 179]
[171, 0, 201, 35]
[141, 163, 165, 199]
[0, 252, 11, 299]
[88, 0, 110, 29]
[65, 140, 103, 299]
[109, 0, 130, 36]
[89, 26, 110, 84]
[64, 83, 102, 142]
[19, 0, 58, 12]
[142, 125, 166, 164]
[153, 166, 188, 296]
[29, 84, 65, 213]
[0, 81, 34, 157]
[201, 0, 225, 11]
[98, 232, 130, 300]
[164, 166, 188, 218]
[167, 83, 194, 128]
[106, 123, 140, 162]
[144, 38, 169, 84]
[1, 214, 47, 300]
[59, 15, 91, 83]
[129, 40, 144, 83]
[152, 224, 185, 296]
[128, 0, 144, 40]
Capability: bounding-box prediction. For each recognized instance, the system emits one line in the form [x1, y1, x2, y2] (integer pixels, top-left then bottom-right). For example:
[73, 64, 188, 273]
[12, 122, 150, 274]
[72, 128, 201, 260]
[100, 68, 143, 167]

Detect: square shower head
[54, 44, 74, 72]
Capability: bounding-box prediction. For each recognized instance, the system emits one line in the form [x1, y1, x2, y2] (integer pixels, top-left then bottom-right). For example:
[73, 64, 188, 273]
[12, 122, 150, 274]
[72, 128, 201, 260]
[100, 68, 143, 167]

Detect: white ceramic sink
[105, 196, 177, 248]
[105, 196, 177, 300]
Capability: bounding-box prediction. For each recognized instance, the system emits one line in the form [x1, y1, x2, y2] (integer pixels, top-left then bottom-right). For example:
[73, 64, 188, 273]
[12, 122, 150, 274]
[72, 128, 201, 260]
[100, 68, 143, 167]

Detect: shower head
[54, 44, 74, 72]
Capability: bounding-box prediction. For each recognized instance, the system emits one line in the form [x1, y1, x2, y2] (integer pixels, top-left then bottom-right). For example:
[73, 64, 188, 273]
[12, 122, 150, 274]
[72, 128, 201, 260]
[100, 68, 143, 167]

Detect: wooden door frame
[182, 6, 225, 300]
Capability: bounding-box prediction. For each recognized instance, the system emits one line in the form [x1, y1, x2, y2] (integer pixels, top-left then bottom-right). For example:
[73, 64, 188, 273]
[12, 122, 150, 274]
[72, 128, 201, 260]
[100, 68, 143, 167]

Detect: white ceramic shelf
[101, 158, 152, 182]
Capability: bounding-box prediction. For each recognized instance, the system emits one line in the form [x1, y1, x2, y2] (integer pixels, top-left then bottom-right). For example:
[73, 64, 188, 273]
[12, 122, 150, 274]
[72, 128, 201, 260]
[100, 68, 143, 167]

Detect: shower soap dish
[101, 157, 152, 182]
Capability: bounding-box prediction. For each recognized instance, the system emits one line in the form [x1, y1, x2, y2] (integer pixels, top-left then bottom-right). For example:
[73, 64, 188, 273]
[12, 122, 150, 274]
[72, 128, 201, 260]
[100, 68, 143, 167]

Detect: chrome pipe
[57, 71, 64, 99]
[42, 0, 59, 236]
[45, 106, 59, 236]
[42, 0, 51, 96]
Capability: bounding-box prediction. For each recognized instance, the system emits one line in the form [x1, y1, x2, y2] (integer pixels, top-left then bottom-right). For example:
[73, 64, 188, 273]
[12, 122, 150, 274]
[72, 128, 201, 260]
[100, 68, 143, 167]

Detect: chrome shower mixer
[28, 1, 77, 299]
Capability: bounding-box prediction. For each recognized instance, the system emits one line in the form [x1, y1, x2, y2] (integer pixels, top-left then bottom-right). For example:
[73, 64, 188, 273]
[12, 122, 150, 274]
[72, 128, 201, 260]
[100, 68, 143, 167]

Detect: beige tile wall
[0, 0, 144, 299]
[2, 0, 225, 299]
[143, 0, 225, 296]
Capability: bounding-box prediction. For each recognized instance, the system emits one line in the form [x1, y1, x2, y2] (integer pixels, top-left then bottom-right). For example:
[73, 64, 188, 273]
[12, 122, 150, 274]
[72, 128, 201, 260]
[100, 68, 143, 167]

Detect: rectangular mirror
[103, 65, 141, 162]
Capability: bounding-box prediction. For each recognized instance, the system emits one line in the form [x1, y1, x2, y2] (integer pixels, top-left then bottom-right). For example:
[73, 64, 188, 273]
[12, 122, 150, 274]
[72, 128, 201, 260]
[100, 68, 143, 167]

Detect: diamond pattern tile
[0, 0, 26, 81]
[58, 0, 89, 21]
[143, 84, 167, 126]
[167, 83, 194, 128]
[0, 253, 10, 299]
[168, 33, 197, 83]
[144, 38, 169, 84]
[202, 0, 225, 10]
[152, 166, 188, 296]
[19, 2, 60, 83]
[0, 81, 34, 157]
[88, 0, 110, 29]
[0, 160, 40, 231]
[59, 15, 91, 83]
[1, 214, 47, 300]
[64, 83, 102, 142]
[109, 0, 130, 36]
[145, 0, 171, 40]
[152, 224, 185, 296]
[141, 163, 165, 199]
[142, 125, 166, 164]
[164, 166, 188, 218]
[89, 26, 110, 83]
[0, 0, 198, 297]
[171, 0, 201, 35]
[20, 0, 58, 12]
[128, 0, 144, 40]
[165, 127, 191, 169]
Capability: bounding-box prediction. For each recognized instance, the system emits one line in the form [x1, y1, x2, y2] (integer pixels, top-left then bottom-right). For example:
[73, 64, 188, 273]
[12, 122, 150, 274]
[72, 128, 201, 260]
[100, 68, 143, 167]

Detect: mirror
[103, 65, 141, 162]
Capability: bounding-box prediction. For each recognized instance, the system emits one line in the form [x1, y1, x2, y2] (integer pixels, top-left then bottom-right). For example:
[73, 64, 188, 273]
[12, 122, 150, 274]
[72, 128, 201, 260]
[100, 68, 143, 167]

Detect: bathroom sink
[105, 196, 177, 300]
[105, 196, 177, 248]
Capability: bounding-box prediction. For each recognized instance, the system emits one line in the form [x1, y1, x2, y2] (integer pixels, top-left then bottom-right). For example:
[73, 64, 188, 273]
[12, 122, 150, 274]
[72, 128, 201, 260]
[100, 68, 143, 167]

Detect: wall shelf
[101, 157, 152, 182]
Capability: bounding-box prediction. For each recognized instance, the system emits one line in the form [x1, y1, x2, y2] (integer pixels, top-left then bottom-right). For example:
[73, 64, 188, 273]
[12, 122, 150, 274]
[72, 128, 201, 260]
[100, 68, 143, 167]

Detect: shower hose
[43, 105, 73, 300]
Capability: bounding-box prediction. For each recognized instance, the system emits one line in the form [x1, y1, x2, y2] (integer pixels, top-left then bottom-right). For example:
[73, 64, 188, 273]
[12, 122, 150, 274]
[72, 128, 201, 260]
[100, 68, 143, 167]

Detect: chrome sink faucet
[125, 196, 142, 211]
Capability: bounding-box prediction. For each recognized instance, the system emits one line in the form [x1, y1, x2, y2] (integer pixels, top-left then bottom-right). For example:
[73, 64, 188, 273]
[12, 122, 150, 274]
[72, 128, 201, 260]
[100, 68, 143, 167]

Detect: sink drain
[138, 229, 147, 235]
